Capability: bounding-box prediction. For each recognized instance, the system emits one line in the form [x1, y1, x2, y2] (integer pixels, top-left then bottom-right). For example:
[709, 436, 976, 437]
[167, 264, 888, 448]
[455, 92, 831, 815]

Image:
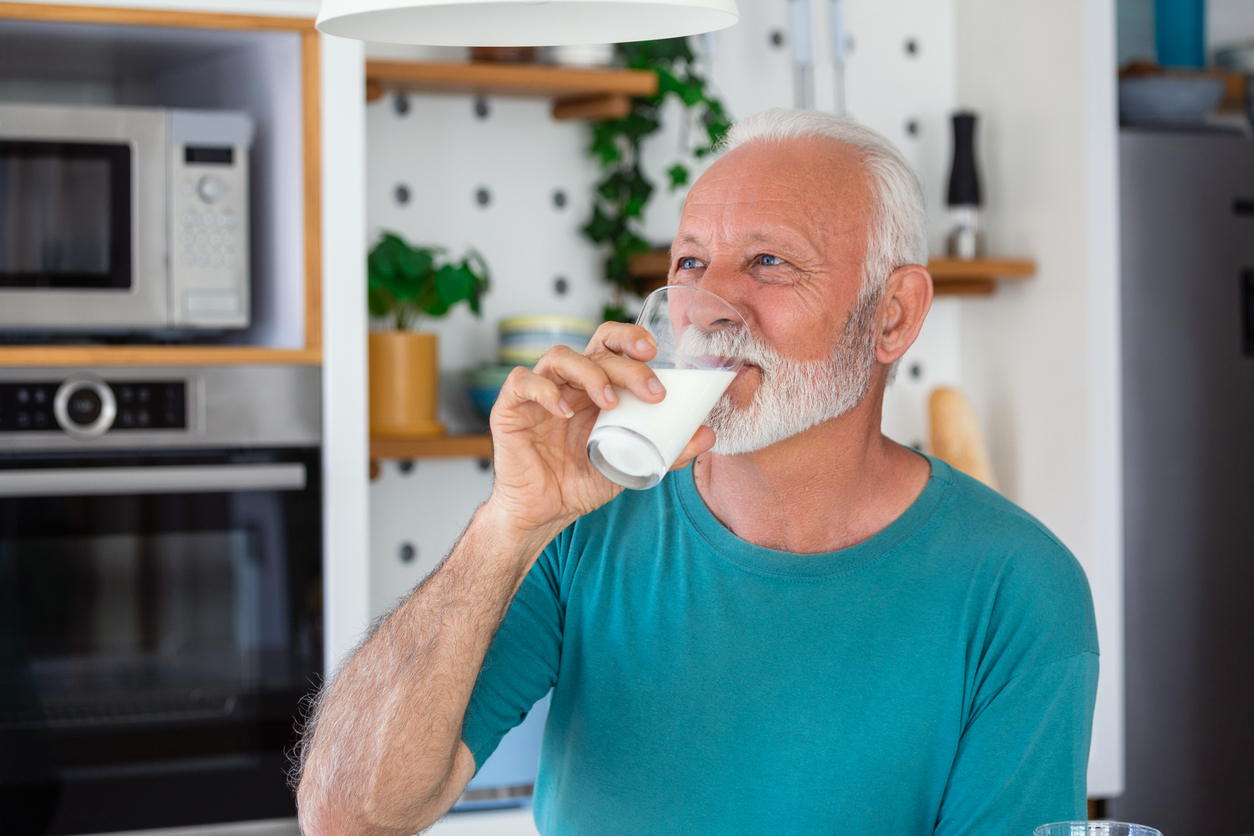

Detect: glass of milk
[587, 285, 747, 490]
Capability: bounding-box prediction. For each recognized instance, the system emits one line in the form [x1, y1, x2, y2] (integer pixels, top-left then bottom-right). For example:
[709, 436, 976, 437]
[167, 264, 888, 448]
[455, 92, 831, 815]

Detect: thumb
[670, 425, 717, 471]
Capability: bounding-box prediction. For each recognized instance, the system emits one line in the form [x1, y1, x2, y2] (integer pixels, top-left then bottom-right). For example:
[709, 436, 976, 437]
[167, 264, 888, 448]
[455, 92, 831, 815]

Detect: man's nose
[691, 258, 751, 328]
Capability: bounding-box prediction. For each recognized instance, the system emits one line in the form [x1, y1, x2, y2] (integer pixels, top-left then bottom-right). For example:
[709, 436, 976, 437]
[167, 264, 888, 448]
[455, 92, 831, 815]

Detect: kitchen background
[364, 0, 1126, 812]
[1, 0, 1252, 832]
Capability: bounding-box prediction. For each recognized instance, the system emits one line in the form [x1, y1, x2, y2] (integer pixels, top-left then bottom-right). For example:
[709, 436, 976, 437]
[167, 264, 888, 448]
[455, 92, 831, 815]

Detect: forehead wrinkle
[679, 198, 838, 262]
[679, 140, 874, 270]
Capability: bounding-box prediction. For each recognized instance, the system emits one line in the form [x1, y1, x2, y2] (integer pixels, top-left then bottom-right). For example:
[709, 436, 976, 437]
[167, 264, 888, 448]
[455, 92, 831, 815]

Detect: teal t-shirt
[462, 456, 1099, 835]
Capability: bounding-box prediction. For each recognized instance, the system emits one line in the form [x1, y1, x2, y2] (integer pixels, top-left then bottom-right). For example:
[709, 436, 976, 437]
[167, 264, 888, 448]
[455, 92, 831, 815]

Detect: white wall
[320, 32, 372, 673]
[1209, 0, 1254, 50]
[953, 0, 1124, 798]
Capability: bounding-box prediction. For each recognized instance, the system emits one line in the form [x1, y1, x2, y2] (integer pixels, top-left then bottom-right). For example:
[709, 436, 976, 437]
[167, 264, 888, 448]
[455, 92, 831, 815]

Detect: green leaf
[581, 37, 732, 294]
[435, 264, 473, 308]
[667, 164, 689, 190]
[367, 231, 490, 324]
[582, 204, 618, 243]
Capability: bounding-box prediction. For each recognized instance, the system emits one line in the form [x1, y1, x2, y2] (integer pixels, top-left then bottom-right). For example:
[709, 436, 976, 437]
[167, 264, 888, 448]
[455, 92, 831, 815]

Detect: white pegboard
[366, 0, 962, 612]
[369, 458, 495, 617]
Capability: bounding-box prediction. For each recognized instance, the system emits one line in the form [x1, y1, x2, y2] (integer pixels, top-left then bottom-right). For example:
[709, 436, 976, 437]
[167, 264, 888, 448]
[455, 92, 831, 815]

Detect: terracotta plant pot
[369, 331, 445, 439]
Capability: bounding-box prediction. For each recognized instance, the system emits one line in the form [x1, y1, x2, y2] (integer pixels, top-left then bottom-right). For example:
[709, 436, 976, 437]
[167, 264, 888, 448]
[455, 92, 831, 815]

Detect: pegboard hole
[552, 189, 567, 209]
[473, 96, 490, 119]
[905, 119, 920, 137]
[393, 93, 410, 115]
[475, 187, 492, 208]
[769, 30, 785, 48]
[399, 542, 416, 563]
[904, 38, 919, 56]
[397, 459, 415, 474]
[909, 363, 923, 380]
[553, 276, 569, 296]
[394, 184, 411, 206]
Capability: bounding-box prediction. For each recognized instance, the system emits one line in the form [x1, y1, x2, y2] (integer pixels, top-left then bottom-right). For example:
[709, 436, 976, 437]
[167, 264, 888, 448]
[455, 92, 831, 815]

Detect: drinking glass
[587, 285, 747, 490]
[1035, 822, 1163, 836]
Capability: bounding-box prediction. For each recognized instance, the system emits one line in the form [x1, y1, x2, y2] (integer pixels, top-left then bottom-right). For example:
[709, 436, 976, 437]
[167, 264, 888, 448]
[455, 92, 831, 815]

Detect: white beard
[684, 289, 881, 456]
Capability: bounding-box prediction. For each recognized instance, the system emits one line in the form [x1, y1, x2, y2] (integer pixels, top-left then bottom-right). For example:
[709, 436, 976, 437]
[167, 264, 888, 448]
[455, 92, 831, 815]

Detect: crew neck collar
[669, 453, 953, 578]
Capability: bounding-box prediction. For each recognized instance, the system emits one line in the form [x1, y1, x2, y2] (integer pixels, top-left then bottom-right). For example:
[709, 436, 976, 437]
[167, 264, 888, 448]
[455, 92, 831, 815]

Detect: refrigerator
[1113, 129, 1254, 835]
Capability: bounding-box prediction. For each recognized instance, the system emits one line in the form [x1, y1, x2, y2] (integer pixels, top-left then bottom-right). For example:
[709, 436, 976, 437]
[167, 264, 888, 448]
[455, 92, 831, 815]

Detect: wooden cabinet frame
[0, 2, 322, 366]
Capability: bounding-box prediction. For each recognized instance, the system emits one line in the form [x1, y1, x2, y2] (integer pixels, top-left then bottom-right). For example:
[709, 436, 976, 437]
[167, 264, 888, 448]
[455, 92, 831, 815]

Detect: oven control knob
[54, 375, 117, 441]
[197, 175, 224, 204]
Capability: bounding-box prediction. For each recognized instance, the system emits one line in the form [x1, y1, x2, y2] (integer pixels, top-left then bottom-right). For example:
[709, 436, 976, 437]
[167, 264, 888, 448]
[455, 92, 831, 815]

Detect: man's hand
[486, 320, 716, 539]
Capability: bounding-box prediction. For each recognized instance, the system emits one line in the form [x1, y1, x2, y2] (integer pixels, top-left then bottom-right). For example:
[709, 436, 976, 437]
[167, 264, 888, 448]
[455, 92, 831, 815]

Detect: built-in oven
[0, 366, 321, 836]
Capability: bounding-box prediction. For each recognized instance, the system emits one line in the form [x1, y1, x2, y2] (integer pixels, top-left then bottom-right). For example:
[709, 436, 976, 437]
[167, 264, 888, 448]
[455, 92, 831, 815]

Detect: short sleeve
[460, 534, 567, 771]
[935, 651, 1099, 836]
[936, 524, 1101, 836]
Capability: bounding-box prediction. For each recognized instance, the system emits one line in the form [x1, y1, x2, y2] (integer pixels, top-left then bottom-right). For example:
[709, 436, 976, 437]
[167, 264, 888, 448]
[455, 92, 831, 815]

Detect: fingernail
[603, 385, 617, 404]
[635, 339, 653, 354]
[558, 399, 574, 418]
[647, 377, 665, 395]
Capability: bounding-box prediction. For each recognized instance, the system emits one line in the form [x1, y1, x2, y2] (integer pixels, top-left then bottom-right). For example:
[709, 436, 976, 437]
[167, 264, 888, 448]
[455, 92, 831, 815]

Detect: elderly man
[296, 109, 1098, 835]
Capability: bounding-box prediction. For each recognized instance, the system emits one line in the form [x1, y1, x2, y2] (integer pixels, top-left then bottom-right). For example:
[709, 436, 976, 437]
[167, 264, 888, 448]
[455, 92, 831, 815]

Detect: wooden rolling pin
[928, 387, 999, 491]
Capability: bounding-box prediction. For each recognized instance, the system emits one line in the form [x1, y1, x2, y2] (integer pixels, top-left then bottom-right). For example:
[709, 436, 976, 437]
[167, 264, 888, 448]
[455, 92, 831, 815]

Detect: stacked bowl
[466, 315, 597, 421]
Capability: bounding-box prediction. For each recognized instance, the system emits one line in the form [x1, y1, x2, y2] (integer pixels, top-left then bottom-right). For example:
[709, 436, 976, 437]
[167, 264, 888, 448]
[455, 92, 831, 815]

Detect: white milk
[589, 368, 736, 486]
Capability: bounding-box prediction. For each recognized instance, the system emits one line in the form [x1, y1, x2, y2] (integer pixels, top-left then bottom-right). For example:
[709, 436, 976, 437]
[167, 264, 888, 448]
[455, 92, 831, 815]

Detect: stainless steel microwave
[0, 103, 253, 333]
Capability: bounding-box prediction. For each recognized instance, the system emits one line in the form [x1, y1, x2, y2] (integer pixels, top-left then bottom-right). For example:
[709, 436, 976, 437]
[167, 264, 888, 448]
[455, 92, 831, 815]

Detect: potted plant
[367, 232, 490, 438]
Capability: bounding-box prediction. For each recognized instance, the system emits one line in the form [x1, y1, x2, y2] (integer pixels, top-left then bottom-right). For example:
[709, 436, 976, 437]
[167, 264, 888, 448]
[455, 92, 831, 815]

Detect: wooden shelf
[0, 346, 321, 367]
[371, 434, 493, 462]
[928, 257, 1036, 296]
[365, 60, 658, 121]
[627, 251, 1036, 297]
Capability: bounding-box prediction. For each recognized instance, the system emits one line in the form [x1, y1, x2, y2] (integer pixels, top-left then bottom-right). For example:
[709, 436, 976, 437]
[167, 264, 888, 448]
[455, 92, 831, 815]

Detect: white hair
[719, 108, 929, 294]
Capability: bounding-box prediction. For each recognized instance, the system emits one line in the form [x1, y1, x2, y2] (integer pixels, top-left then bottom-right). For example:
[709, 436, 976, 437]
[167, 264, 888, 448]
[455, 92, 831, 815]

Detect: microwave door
[0, 140, 132, 288]
[0, 104, 169, 332]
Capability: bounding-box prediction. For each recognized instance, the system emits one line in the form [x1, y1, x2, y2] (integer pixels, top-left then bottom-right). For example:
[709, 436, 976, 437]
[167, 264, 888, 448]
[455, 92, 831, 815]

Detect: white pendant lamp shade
[315, 0, 740, 47]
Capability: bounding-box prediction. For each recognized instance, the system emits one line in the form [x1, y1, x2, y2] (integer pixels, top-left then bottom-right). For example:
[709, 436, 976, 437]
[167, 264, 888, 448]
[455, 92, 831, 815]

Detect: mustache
[675, 325, 778, 372]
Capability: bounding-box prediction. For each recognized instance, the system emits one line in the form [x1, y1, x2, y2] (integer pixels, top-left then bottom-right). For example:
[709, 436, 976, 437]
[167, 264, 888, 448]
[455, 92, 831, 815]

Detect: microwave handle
[0, 463, 307, 497]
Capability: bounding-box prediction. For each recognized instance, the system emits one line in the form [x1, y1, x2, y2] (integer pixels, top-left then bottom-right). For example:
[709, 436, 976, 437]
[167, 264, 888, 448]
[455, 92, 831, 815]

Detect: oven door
[0, 104, 169, 332]
[0, 448, 321, 835]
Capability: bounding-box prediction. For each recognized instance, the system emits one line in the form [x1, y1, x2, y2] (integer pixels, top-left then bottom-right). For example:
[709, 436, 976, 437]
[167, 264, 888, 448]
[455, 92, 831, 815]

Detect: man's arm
[294, 323, 711, 836]
[294, 503, 561, 836]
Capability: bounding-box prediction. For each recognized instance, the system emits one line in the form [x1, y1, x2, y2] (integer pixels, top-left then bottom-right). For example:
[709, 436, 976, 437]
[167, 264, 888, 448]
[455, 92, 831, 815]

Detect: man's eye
[758, 254, 783, 267]
[678, 257, 702, 270]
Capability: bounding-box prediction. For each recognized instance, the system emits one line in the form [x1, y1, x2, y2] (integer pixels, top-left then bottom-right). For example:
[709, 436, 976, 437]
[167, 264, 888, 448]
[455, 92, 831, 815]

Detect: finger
[585, 350, 667, 404]
[586, 322, 657, 361]
[495, 366, 575, 419]
[671, 425, 716, 470]
[532, 346, 617, 410]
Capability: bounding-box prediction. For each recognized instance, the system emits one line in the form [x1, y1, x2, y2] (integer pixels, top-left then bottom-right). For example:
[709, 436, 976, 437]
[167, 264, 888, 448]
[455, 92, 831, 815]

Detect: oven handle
[0, 463, 307, 497]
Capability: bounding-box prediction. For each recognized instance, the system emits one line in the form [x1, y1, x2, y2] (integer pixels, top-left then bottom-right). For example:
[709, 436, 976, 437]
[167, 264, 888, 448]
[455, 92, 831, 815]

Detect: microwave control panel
[0, 379, 186, 439]
[170, 143, 250, 330]
[168, 108, 254, 331]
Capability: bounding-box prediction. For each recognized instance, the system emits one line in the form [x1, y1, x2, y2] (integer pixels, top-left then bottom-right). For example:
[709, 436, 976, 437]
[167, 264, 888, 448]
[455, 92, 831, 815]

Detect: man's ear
[875, 264, 934, 365]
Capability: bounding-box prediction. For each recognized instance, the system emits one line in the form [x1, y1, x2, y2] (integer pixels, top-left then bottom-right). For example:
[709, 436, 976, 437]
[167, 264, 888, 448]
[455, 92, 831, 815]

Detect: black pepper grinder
[946, 111, 985, 260]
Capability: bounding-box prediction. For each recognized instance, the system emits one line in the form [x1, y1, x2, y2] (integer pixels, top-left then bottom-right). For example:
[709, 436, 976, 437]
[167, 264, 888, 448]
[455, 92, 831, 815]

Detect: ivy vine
[581, 38, 732, 322]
